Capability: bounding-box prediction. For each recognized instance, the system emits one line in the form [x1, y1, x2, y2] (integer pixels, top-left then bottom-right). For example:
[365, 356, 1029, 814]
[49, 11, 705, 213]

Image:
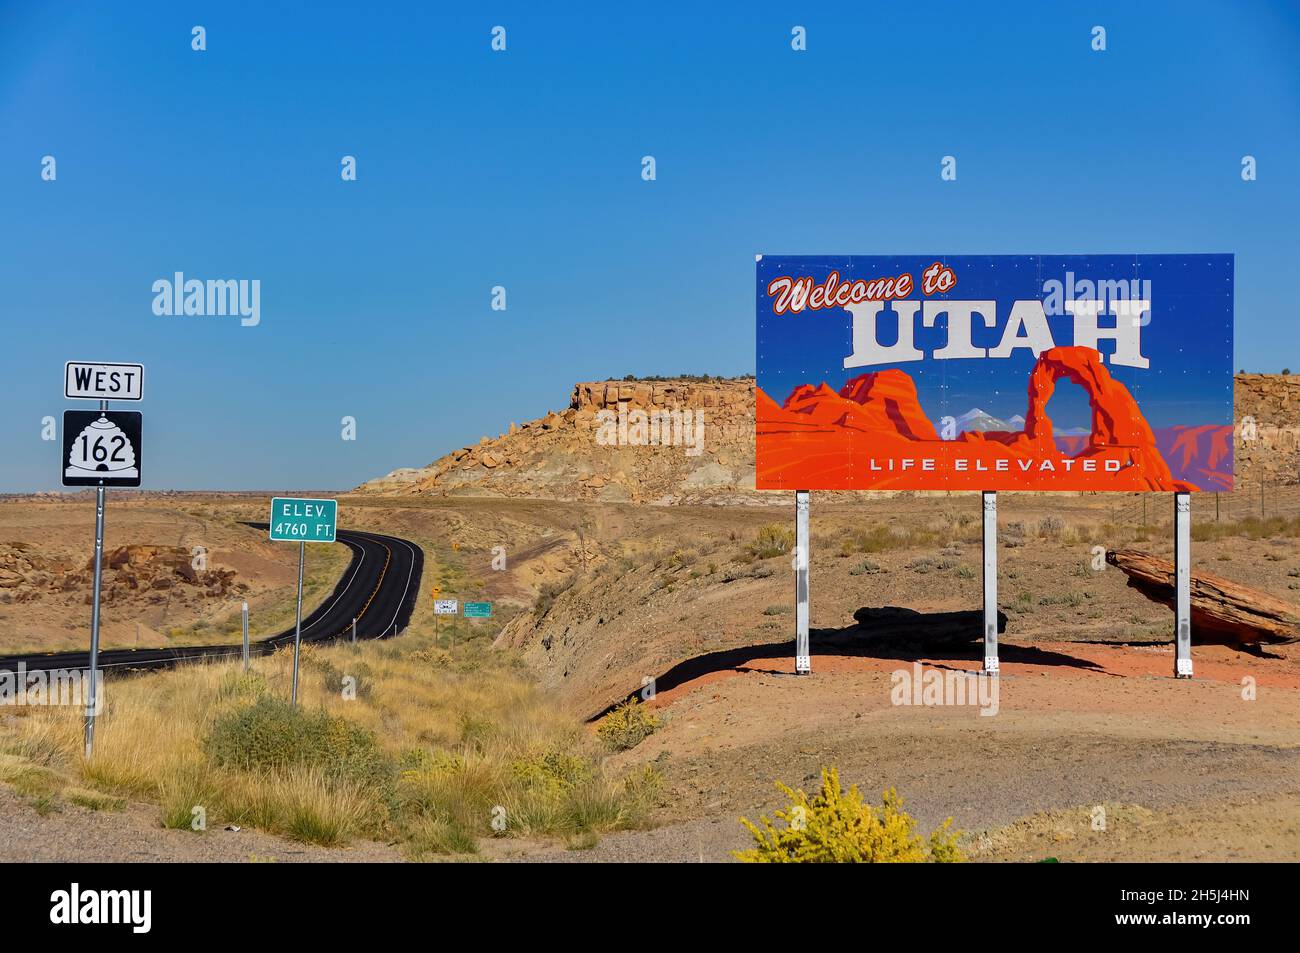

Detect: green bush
[205, 696, 392, 789]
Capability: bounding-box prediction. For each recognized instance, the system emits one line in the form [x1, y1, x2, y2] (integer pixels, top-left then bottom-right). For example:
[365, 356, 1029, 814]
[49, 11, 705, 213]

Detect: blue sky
[1, 1, 1297, 491]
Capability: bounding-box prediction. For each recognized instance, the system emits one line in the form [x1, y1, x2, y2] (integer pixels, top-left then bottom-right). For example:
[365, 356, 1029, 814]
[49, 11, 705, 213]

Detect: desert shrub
[506, 749, 626, 836]
[596, 700, 662, 751]
[735, 767, 963, 863]
[510, 750, 595, 795]
[533, 578, 574, 618]
[845, 526, 903, 554]
[666, 549, 697, 569]
[905, 556, 956, 574]
[1008, 590, 1035, 613]
[1037, 516, 1065, 540]
[405, 816, 480, 858]
[205, 696, 392, 790]
[748, 524, 795, 559]
[216, 669, 268, 702]
[849, 559, 884, 576]
[620, 764, 665, 815]
[762, 604, 792, 615]
[1193, 515, 1300, 543]
[66, 788, 126, 812]
[458, 714, 499, 753]
[396, 753, 499, 818]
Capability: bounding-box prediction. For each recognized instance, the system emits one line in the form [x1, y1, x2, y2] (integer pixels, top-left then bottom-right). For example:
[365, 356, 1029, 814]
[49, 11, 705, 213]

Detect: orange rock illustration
[757, 346, 1202, 492]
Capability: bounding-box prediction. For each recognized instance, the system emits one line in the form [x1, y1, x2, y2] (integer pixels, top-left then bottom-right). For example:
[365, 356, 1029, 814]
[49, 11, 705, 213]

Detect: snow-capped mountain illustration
[953, 408, 1087, 435]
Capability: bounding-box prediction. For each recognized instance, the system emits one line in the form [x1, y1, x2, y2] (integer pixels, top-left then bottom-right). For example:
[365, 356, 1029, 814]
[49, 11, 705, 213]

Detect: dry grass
[0, 625, 657, 856]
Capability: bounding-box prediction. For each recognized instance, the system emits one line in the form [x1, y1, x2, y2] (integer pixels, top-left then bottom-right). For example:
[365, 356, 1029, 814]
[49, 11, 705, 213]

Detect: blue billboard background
[757, 254, 1233, 434]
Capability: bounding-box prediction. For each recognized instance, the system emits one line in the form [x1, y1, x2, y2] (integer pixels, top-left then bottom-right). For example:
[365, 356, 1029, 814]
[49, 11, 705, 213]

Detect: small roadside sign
[268, 497, 339, 707]
[434, 599, 459, 615]
[269, 498, 337, 543]
[62, 411, 143, 487]
[65, 361, 144, 401]
[463, 601, 492, 618]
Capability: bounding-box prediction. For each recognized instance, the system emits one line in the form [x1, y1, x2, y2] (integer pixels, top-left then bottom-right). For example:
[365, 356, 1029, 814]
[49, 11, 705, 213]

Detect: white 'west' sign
[65, 362, 145, 401]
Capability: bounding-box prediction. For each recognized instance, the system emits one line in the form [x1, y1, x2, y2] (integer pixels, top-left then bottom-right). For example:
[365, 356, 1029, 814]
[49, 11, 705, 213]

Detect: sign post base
[795, 490, 810, 675]
[982, 490, 999, 676]
[1174, 492, 1193, 678]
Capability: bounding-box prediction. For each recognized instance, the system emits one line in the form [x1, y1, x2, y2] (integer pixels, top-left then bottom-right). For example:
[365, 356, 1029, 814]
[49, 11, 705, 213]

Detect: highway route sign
[65, 361, 144, 401]
[62, 411, 143, 487]
[463, 601, 492, 618]
[269, 498, 337, 543]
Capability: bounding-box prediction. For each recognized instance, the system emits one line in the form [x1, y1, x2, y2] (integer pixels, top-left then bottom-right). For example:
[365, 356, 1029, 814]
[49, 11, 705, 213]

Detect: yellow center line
[330, 537, 392, 640]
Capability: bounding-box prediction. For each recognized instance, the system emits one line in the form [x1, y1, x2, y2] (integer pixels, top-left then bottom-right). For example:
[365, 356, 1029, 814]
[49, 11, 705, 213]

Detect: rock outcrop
[1234, 374, 1300, 488]
[0, 541, 244, 607]
[357, 377, 757, 503]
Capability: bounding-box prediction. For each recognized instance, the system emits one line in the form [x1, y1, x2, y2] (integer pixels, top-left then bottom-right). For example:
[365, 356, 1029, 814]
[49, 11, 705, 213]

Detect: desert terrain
[1, 374, 1297, 861]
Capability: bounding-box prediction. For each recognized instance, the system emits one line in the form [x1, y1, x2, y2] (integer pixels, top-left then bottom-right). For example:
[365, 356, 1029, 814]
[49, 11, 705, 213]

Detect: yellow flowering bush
[735, 767, 963, 863]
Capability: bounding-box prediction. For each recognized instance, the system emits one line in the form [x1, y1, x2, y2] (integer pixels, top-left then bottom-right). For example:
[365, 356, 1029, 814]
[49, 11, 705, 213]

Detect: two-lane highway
[0, 525, 423, 675]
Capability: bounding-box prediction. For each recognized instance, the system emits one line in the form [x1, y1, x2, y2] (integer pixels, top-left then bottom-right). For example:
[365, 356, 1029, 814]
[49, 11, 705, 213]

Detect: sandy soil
[0, 785, 402, 863]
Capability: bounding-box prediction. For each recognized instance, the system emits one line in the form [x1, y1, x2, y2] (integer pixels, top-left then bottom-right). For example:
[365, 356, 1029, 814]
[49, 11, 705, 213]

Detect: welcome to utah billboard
[756, 255, 1233, 492]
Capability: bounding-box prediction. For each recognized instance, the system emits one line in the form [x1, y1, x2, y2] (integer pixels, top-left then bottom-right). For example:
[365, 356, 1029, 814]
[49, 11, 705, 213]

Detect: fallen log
[1106, 548, 1300, 651]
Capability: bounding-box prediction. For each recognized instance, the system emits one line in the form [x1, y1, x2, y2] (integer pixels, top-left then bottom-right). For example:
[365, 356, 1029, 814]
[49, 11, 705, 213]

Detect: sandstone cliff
[1234, 374, 1300, 488]
[358, 378, 757, 503]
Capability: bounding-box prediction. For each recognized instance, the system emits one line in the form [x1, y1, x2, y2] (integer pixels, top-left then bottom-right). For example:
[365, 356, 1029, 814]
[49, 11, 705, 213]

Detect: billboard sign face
[756, 255, 1233, 492]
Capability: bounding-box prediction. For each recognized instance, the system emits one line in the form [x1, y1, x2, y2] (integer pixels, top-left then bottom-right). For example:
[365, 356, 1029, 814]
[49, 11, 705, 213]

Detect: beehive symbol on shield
[61, 411, 143, 487]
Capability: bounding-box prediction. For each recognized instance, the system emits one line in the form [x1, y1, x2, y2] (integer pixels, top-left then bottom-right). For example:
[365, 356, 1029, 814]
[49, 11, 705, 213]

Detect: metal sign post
[794, 490, 810, 674]
[352, 617, 357, 644]
[63, 361, 147, 759]
[84, 424, 106, 758]
[982, 491, 999, 675]
[434, 598, 458, 650]
[267, 498, 337, 706]
[291, 541, 305, 705]
[1174, 492, 1193, 678]
[241, 601, 250, 670]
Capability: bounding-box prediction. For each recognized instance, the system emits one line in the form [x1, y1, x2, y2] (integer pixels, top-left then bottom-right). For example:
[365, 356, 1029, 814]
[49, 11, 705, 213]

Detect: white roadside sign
[434, 599, 459, 615]
[65, 361, 145, 401]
